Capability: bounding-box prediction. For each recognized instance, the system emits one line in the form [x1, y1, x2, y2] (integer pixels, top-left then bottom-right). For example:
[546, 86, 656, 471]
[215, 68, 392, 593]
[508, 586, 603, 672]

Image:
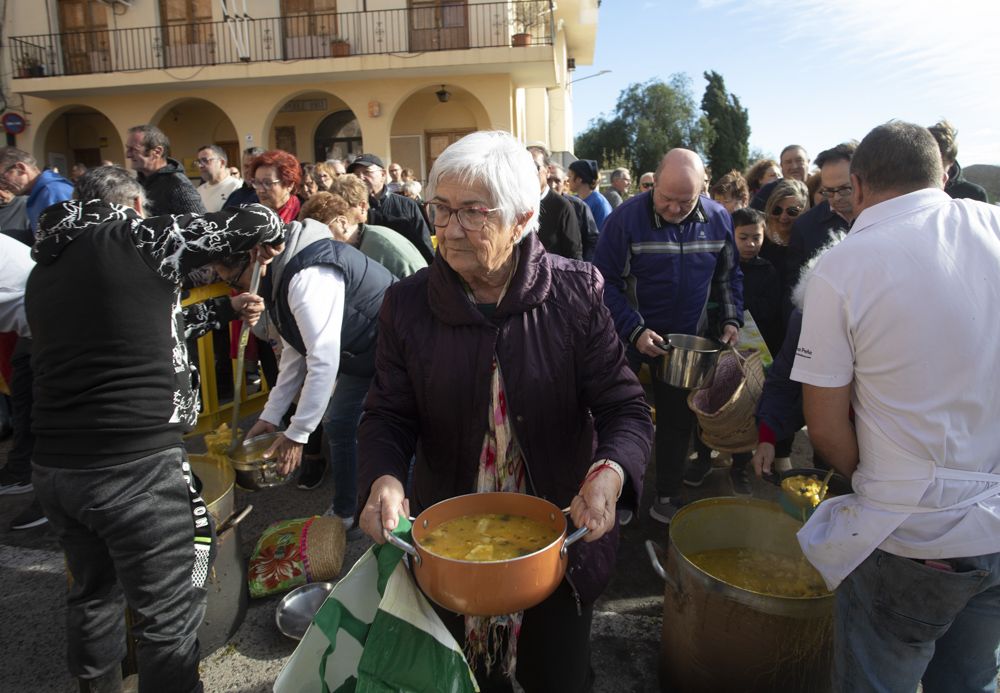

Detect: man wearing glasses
[638, 171, 655, 192]
[787, 142, 858, 282]
[195, 144, 241, 213]
[125, 124, 205, 217]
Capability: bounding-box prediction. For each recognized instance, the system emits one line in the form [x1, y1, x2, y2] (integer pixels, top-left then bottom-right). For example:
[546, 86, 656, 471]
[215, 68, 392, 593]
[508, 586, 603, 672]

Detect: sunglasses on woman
[771, 204, 801, 218]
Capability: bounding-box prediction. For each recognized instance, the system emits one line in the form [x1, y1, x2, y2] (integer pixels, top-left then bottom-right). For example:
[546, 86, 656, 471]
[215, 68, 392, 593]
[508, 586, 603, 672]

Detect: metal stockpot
[189, 453, 252, 655]
[385, 492, 588, 617]
[652, 334, 724, 389]
[646, 498, 834, 692]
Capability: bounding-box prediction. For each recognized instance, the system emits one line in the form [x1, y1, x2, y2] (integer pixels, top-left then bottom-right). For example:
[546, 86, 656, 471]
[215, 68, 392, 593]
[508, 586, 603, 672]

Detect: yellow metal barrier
[181, 282, 270, 436]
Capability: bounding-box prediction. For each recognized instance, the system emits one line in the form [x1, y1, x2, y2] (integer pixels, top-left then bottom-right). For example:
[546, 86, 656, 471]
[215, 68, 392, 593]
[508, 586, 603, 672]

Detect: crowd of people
[0, 116, 997, 693]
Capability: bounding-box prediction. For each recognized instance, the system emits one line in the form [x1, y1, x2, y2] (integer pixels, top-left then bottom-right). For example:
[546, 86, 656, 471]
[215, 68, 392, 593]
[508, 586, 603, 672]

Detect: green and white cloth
[274, 516, 479, 693]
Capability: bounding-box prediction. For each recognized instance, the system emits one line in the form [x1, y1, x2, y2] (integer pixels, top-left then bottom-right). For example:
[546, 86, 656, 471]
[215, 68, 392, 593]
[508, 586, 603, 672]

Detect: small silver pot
[652, 334, 724, 389]
[229, 432, 292, 491]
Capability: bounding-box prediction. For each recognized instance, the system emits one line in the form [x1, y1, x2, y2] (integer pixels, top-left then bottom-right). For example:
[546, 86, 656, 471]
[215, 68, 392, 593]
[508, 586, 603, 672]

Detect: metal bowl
[275, 582, 336, 640]
[229, 432, 292, 491]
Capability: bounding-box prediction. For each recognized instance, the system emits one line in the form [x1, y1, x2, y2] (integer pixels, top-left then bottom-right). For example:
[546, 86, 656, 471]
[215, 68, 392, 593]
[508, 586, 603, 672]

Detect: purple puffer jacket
[357, 232, 653, 604]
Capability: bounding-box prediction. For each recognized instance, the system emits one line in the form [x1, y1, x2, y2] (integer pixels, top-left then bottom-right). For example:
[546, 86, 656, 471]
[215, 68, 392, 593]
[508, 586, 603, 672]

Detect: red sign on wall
[2, 113, 26, 135]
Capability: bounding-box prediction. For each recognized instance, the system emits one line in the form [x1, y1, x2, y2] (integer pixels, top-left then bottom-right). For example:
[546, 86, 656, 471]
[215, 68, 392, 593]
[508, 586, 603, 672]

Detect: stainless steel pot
[652, 334, 724, 389]
[646, 498, 833, 692]
[229, 432, 292, 491]
[190, 453, 252, 655]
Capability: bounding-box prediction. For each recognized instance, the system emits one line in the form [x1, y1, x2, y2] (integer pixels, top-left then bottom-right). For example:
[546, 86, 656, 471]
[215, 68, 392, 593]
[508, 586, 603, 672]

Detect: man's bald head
[653, 149, 705, 224]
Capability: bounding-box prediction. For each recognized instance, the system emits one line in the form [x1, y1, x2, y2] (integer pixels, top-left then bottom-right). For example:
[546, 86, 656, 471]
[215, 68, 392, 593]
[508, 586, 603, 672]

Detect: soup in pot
[420, 513, 561, 562]
[687, 547, 830, 598]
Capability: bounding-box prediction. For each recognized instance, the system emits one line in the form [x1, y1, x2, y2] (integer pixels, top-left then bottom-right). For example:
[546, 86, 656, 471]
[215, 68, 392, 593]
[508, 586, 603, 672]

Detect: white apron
[797, 424, 1000, 590]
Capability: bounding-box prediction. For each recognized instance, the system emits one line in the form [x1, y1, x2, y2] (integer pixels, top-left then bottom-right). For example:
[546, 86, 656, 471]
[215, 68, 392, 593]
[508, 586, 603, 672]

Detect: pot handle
[383, 529, 422, 566]
[645, 539, 680, 592]
[560, 526, 589, 557]
[216, 504, 253, 537]
[654, 340, 671, 352]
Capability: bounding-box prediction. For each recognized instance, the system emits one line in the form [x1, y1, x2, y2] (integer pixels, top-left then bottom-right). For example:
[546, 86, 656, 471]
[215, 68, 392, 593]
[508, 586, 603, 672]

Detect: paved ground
[0, 426, 812, 693]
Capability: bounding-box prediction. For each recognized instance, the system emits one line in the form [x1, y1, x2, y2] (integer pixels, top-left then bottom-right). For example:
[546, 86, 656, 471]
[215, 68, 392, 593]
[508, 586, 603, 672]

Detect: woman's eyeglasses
[224, 258, 251, 290]
[251, 179, 282, 189]
[425, 202, 500, 231]
[771, 204, 801, 218]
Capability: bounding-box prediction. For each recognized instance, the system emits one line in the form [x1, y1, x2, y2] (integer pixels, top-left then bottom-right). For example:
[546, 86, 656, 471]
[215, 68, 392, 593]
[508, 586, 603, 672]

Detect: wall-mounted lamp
[568, 69, 611, 85]
[435, 85, 451, 103]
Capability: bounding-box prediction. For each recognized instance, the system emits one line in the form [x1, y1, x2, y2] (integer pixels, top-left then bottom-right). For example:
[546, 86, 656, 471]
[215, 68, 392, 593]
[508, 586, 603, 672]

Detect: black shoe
[683, 455, 714, 487]
[297, 457, 326, 490]
[0, 468, 32, 496]
[11, 497, 48, 530]
[730, 466, 753, 497]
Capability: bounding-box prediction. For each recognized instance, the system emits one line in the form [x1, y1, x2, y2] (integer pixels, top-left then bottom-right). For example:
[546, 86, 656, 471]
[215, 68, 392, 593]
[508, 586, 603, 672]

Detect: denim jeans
[835, 548, 1000, 693]
[33, 447, 208, 693]
[322, 373, 372, 517]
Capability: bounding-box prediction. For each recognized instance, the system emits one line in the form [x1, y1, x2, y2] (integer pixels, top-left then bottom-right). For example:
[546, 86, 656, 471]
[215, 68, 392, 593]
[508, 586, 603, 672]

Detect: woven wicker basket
[303, 516, 347, 582]
[687, 348, 764, 453]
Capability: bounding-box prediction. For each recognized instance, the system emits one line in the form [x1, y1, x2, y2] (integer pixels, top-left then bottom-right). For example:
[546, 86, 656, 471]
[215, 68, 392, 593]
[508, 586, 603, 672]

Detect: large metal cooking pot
[652, 334, 724, 389]
[189, 453, 252, 655]
[385, 492, 588, 617]
[646, 498, 833, 692]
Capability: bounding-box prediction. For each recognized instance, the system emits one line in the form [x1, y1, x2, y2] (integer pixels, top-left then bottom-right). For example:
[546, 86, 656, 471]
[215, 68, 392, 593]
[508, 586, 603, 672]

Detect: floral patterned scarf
[464, 358, 527, 678]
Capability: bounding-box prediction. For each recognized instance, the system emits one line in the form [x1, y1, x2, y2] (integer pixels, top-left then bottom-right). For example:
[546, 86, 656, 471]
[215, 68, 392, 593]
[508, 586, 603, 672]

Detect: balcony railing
[10, 1, 553, 80]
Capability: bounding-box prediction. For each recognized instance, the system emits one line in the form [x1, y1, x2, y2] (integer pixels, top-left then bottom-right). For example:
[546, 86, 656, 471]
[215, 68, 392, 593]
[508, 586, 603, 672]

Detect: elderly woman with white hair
[357, 131, 652, 691]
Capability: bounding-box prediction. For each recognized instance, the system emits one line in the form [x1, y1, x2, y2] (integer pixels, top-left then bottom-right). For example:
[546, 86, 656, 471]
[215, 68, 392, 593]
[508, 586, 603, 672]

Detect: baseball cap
[568, 159, 598, 186]
[347, 153, 385, 171]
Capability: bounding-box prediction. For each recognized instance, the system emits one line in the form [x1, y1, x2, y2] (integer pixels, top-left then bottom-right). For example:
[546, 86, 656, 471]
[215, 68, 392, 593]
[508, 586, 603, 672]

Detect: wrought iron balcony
[10, 1, 554, 80]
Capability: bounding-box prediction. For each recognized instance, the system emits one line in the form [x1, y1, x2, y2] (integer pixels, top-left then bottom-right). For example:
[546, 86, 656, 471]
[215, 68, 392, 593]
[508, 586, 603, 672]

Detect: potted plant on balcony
[511, 1, 541, 47]
[330, 37, 350, 57]
[17, 54, 45, 78]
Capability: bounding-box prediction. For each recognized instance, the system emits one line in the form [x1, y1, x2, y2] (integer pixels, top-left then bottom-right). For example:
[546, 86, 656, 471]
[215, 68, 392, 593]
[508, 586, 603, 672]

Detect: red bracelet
[580, 461, 614, 490]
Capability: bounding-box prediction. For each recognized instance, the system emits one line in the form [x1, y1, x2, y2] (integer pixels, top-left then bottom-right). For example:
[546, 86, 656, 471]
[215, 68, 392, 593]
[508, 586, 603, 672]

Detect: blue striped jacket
[594, 192, 743, 348]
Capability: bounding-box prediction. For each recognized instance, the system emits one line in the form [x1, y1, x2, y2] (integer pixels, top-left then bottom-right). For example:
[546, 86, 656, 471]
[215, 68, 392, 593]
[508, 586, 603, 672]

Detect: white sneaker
[324, 507, 362, 539]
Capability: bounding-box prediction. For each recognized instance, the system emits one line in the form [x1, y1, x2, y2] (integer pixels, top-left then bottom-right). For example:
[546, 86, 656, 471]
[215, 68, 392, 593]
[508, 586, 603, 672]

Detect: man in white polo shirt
[791, 121, 1000, 691]
[196, 144, 241, 213]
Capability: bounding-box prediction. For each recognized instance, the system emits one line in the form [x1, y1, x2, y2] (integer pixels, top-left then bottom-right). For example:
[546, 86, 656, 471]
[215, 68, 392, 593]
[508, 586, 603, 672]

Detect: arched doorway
[389, 83, 489, 181]
[151, 98, 239, 177]
[40, 106, 122, 174]
[314, 110, 362, 162]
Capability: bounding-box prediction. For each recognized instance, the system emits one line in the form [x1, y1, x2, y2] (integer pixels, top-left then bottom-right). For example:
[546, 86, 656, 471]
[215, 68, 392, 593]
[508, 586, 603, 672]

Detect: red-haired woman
[250, 149, 302, 223]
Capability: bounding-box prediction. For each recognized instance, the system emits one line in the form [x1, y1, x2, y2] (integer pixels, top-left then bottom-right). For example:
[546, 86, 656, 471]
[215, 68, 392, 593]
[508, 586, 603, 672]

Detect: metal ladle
[780, 467, 836, 511]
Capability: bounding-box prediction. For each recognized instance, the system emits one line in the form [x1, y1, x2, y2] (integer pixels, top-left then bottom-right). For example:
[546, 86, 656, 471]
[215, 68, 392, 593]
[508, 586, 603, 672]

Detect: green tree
[575, 75, 711, 176]
[701, 70, 751, 183]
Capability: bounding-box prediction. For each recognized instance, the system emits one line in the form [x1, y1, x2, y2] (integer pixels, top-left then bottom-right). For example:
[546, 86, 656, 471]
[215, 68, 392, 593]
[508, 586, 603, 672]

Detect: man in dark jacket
[594, 149, 743, 524]
[347, 153, 435, 263]
[26, 165, 283, 693]
[529, 148, 581, 259]
[786, 142, 858, 288]
[126, 124, 206, 216]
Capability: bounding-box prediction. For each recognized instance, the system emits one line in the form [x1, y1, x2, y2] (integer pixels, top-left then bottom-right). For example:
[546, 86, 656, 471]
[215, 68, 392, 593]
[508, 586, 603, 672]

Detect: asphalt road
[0, 430, 806, 693]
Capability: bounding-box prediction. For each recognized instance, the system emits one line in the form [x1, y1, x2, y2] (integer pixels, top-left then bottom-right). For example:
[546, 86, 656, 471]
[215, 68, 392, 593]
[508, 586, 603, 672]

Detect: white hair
[425, 130, 540, 238]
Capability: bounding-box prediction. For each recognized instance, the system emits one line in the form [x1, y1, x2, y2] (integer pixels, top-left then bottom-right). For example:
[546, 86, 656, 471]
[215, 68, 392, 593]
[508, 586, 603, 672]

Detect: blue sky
[571, 0, 1000, 167]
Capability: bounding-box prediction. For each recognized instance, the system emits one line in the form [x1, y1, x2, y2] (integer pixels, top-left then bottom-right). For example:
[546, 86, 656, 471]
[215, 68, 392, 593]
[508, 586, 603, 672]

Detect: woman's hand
[570, 467, 622, 543]
[252, 242, 285, 266]
[752, 442, 776, 477]
[261, 432, 302, 476]
[245, 418, 276, 440]
[360, 475, 410, 544]
[230, 292, 264, 326]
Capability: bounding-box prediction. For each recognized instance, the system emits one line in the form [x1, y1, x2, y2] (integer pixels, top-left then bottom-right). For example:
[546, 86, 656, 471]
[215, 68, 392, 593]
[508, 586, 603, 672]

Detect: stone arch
[147, 97, 240, 170]
[33, 104, 123, 173]
[263, 89, 362, 164]
[388, 83, 491, 180]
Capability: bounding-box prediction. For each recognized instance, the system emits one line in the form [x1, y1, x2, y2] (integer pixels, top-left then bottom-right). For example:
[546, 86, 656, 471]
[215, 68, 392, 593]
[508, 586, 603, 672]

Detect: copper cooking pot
[384, 492, 588, 617]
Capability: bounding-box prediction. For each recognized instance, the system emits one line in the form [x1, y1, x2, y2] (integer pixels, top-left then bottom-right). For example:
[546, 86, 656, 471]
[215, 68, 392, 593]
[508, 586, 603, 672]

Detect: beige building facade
[4, 0, 598, 179]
